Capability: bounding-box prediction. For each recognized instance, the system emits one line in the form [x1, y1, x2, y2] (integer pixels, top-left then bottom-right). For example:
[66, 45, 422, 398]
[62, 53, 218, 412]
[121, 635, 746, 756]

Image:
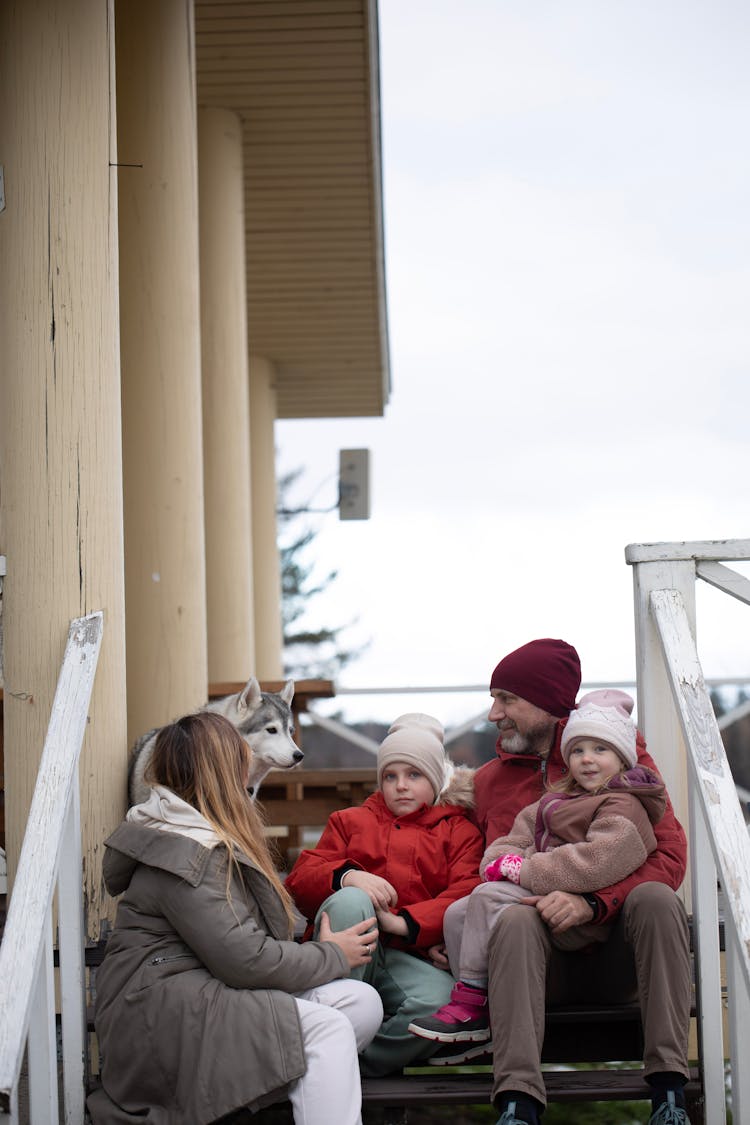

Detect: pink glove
[483, 853, 523, 884]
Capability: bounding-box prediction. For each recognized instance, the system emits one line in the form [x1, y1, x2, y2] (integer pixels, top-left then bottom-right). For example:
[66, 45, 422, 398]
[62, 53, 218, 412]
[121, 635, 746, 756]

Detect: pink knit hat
[561, 689, 637, 768]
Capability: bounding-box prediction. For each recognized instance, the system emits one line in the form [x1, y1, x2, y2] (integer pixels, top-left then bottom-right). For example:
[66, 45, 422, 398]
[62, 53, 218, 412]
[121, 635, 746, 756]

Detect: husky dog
[127, 677, 303, 806]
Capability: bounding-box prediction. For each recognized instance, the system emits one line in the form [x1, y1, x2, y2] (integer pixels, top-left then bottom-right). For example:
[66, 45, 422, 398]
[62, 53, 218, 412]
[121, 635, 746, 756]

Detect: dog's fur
[127, 677, 303, 806]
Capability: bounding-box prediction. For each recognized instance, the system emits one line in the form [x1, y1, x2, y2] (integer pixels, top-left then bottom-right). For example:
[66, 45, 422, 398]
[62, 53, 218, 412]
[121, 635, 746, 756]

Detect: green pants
[314, 886, 454, 1077]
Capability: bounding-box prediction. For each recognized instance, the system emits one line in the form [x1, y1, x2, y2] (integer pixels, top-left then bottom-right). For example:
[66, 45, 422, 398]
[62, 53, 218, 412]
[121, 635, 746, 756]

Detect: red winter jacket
[472, 719, 687, 924]
[286, 784, 484, 951]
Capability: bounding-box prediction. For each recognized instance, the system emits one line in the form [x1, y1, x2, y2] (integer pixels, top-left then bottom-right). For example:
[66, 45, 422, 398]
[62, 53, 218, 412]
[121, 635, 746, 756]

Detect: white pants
[289, 978, 383, 1125]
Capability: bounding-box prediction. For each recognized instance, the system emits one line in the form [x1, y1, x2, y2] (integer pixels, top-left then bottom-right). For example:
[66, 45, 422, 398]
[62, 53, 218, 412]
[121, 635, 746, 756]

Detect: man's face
[488, 689, 557, 757]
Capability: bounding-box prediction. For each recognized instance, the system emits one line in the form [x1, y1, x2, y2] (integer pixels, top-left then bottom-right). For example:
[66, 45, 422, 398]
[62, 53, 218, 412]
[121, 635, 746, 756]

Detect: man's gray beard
[501, 721, 555, 757]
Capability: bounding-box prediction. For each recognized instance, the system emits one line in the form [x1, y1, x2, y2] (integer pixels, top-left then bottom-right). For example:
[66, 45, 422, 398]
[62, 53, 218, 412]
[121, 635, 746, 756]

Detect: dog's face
[128, 677, 303, 807]
[211, 676, 303, 792]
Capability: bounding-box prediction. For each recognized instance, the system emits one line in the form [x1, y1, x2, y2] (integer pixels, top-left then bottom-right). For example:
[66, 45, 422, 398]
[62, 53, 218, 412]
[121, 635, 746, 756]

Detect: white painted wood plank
[58, 786, 87, 1124]
[27, 923, 58, 1124]
[626, 539, 750, 564]
[650, 589, 750, 996]
[0, 612, 103, 1110]
[726, 931, 750, 1125]
[631, 559, 695, 903]
[689, 797, 726, 1125]
[696, 560, 750, 607]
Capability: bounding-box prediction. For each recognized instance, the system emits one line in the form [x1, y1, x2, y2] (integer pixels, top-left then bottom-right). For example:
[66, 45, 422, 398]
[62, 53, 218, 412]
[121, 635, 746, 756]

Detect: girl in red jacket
[285, 712, 484, 1076]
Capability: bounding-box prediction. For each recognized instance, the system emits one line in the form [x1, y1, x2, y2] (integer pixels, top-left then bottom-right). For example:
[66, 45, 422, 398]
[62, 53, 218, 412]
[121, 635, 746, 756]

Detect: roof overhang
[195, 0, 390, 418]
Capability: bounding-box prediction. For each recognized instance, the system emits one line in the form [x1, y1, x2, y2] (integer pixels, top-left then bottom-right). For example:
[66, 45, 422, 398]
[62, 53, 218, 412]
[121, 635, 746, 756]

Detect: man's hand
[426, 943, 450, 969]
[342, 869, 398, 911]
[525, 890, 594, 933]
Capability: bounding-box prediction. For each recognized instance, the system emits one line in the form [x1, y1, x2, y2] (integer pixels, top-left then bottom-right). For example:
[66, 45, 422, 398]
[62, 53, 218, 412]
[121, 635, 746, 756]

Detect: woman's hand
[341, 870, 398, 911]
[318, 911, 379, 969]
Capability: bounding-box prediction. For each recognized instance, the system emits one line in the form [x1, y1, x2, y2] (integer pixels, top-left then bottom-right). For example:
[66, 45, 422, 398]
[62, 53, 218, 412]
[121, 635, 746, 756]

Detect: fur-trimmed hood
[437, 763, 476, 809]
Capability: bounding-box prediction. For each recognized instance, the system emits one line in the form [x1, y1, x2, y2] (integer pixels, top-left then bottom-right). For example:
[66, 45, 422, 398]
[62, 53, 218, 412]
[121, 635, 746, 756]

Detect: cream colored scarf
[127, 785, 220, 848]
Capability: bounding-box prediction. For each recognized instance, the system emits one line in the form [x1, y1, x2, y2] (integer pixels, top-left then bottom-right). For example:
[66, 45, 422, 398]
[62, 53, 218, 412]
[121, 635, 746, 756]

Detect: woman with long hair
[87, 711, 382, 1125]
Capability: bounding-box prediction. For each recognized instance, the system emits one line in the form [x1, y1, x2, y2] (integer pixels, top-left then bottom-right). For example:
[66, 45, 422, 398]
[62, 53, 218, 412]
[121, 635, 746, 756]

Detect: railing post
[648, 585, 750, 1125]
[687, 795, 725, 1125]
[0, 612, 103, 1122]
[627, 552, 696, 841]
[27, 922, 59, 1123]
[58, 782, 87, 1124]
[626, 548, 724, 1125]
[726, 931, 750, 1123]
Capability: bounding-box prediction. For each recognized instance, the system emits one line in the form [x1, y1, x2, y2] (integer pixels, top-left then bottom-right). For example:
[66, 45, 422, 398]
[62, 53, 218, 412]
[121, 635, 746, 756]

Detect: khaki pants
[445, 881, 691, 1107]
[455, 882, 607, 985]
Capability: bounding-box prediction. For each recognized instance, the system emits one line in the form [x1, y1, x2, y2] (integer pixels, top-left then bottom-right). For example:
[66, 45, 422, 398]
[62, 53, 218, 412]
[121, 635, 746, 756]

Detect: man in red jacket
[432, 639, 692, 1125]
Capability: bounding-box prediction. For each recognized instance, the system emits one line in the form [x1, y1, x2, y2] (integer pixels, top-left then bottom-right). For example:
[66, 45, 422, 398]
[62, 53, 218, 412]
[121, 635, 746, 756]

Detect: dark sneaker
[494, 1094, 541, 1124]
[408, 981, 490, 1043]
[427, 1041, 493, 1066]
[496, 1102, 530, 1125]
[648, 1092, 690, 1124]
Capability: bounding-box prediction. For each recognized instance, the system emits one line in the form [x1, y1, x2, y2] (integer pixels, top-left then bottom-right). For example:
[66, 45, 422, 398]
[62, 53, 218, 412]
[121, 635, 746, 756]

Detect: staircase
[2, 540, 750, 1123]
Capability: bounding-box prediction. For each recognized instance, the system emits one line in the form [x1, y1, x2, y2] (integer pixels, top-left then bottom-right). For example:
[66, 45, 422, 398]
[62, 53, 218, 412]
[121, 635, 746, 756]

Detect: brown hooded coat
[87, 821, 349, 1125]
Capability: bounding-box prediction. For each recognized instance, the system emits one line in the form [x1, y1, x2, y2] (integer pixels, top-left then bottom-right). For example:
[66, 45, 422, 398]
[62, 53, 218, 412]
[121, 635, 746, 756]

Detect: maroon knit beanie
[489, 639, 581, 718]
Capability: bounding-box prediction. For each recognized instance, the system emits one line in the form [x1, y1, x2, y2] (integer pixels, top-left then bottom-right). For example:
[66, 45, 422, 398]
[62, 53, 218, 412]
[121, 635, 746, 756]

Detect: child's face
[381, 762, 435, 816]
[567, 738, 624, 792]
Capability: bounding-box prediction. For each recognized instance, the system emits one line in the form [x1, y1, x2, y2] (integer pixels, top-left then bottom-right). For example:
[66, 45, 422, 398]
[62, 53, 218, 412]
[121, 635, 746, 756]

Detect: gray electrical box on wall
[339, 449, 370, 520]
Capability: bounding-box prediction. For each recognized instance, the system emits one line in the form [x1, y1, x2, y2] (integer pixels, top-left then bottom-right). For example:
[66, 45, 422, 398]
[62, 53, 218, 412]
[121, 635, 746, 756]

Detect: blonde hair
[550, 752, 627, 797]
[145, 711, 295, 934]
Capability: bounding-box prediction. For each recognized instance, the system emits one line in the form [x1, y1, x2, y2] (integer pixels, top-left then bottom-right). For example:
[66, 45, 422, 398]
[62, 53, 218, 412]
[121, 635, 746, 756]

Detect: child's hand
[426, 943, 450, 970]
[483, 854, 523, 884]
[341, 870, 398, 910]
[375, 907, 408, 938]
[318, 911, 378, 969]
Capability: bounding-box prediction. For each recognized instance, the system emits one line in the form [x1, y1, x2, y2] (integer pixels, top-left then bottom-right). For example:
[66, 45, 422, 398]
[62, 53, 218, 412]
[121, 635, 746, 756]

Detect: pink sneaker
[407, 982, 490, 1043]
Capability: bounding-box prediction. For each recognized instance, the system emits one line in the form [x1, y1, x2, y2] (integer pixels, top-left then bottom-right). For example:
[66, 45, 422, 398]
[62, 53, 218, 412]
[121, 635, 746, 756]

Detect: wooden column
[198, 107, 255, 683]
[116, 0, 208, 742]
[249, 356, 284, 678]
[0, 0, 127, 938]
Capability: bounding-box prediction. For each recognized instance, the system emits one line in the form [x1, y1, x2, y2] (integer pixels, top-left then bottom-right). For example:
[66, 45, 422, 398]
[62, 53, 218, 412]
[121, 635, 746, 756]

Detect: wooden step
[362, 1066, 703, 1106]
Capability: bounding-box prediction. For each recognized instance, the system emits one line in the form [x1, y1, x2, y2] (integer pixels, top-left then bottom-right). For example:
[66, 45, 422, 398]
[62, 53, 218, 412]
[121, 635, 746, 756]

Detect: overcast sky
[276, 0, 750, 727]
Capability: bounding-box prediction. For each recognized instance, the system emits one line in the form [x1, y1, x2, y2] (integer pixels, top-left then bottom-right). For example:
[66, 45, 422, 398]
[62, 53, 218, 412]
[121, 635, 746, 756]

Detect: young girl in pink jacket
[408, 690, 665, 1047]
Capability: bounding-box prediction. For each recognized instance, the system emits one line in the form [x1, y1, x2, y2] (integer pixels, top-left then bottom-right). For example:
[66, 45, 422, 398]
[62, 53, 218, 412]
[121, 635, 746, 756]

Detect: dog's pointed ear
[238, 676, 262, 715]
[281, 679, 295, 705]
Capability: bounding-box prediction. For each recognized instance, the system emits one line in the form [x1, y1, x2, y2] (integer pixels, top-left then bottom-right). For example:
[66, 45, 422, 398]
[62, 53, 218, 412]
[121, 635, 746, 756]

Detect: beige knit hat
[561, 689, 637, 769]
[377, 713, 447, 803]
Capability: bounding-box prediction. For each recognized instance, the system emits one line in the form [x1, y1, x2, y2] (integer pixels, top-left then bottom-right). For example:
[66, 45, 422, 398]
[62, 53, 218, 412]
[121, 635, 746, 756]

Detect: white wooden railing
[0, 613, 103, 1125]
[303, 678, 750, 766]
[627, 539, 750, 1125]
